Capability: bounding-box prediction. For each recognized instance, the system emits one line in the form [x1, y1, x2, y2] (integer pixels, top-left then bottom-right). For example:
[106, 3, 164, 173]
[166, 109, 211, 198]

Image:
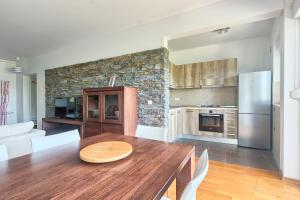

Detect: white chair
[162, 149, 209, 200]
[0, 145, 8, 161]
[31, 130, 80, 153]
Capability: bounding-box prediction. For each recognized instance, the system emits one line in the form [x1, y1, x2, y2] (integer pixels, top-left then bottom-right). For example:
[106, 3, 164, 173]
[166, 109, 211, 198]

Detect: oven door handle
[200, 114, 222, 117]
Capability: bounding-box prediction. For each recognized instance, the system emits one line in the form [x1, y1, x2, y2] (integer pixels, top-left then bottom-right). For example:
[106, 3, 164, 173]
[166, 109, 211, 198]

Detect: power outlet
[147, 100, 153, 105]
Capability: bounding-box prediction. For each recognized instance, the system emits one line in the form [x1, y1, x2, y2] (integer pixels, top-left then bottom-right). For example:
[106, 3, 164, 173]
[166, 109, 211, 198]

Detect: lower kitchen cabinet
[184, 64, 194, 88]
[169, 107, 238, 140]
[176, 109, 183, 135]
[168, 109, 184, 141]
[183, 109, 199, 135]
[224, 110, 238, 138]
[168, 110, 177, 141]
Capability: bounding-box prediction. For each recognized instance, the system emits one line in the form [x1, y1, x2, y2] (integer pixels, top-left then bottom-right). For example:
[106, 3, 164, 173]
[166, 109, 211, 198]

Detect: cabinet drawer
[226, 120, 237, 127]
[226, 126, 237, 132]
[226, 113, 237, 117]
[227, 134, 237, 139]
[226, 126, 237, 139]
[226, 119, 237, 125]
[102, 123, 123, 134]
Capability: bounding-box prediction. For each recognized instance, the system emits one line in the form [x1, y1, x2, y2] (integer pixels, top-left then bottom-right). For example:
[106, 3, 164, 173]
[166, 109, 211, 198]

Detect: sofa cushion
[0, 130, 45, 159]
[0, 126, 10, 138]
[0, 121, 34, 138]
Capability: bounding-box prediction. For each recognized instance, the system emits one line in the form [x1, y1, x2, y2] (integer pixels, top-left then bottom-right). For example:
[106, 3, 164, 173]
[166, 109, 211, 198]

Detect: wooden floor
[166, 160, 300, 200]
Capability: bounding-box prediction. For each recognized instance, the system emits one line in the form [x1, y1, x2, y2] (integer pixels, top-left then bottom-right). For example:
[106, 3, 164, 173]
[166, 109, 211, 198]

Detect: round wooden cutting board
[79, 141, 133, 163]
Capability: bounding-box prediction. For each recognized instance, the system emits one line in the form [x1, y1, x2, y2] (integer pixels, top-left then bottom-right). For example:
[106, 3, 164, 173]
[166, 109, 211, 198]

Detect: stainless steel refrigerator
[238, 71, 272, 150]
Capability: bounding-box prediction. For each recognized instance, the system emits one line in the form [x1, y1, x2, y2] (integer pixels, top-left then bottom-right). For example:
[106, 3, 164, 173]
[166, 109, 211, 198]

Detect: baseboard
[178, 134, 238, 145]
[282, 177, 300, 184]
[277, 171, 300, 184]
[136, 125, 168, 141]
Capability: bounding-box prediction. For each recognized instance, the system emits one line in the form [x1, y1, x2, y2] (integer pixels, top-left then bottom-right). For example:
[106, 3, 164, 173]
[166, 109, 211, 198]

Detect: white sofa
[0, 121, 45, 159]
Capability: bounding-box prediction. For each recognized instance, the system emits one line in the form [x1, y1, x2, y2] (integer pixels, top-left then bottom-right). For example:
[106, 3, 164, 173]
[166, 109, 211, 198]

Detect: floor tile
[175, 138, 279, 171]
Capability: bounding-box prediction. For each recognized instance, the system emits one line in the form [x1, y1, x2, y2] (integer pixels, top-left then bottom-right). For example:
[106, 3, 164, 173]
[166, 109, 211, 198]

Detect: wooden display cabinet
[82, 86, 137, 138]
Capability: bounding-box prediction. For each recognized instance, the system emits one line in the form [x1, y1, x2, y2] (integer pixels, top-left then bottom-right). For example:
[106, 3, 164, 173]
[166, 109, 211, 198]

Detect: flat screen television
[54, 97, 82, 119]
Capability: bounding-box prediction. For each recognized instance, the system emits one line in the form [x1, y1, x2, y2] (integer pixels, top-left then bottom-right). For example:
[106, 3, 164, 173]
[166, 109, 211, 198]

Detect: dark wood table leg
[176, 150, 195, 199]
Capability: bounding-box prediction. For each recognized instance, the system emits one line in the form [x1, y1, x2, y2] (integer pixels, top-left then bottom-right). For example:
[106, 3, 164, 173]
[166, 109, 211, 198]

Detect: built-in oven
[199, 112, 224, 133]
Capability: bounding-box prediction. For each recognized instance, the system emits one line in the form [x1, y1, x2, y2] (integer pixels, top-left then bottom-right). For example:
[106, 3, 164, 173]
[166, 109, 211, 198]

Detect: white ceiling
[168, 18, 275, 51]
[0, 0, 223, 60]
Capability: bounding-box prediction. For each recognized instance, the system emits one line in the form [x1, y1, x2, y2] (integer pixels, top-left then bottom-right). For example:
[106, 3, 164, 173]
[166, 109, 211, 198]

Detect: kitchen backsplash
[170, 87, 237, 106]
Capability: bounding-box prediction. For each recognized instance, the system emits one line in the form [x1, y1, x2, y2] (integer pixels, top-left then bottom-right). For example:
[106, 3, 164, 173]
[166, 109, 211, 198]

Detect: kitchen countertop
[169, 106, 238, 110]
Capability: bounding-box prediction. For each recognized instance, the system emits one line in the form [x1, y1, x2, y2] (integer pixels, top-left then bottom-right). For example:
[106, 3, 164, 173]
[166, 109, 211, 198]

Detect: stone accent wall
[45, 48, 169, 127]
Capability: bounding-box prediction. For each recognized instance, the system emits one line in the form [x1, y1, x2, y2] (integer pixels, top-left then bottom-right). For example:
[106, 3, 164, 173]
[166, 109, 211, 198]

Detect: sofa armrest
[0, 130, 45, 159]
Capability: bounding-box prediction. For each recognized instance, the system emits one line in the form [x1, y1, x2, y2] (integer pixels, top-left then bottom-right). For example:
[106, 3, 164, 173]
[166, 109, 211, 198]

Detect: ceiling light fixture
[213, 27, 230, 34]
[10, 57, 23, 73]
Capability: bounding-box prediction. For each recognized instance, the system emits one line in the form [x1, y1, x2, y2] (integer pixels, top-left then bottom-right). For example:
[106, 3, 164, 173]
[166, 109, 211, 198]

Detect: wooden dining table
[0, 133, 195, 200]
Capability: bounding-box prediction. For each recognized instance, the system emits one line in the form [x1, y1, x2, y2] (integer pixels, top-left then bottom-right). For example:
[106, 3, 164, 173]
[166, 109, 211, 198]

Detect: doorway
[23, 74, 37, 127]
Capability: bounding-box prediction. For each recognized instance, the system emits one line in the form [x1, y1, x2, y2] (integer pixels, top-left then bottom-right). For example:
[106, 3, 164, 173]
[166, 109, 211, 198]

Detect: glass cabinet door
[103, 91, 122, 123]
[86, 93, 100, 121]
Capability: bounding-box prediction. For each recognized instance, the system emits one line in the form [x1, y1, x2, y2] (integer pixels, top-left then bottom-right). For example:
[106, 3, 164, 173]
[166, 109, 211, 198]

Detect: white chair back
[0, 145, 8, 161]
[31, 130, 80, 153]
[180, 149, 209, 200]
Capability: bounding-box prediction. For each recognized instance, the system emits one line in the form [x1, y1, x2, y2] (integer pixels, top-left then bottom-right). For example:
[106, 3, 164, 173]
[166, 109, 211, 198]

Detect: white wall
[280, 2, 300, 180]
[271, 16, 283, 172]
[169, 36, 272, 73]
[16, 73, 23, 122]
[23, 75, 37, 123]
[23, 75, 31, 122]
[30, 76, 37, 123]
[272, 16, 282, 105]
[22, 0, 283, 131]
[272, 104, 282, 172]
[36, 71, 45, 129]
[24, 0, 282, 72]
[0, 60, 17, 124]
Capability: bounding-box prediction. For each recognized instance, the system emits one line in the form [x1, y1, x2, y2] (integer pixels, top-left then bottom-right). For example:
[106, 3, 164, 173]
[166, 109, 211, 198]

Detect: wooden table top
[0, 133, 194, 200]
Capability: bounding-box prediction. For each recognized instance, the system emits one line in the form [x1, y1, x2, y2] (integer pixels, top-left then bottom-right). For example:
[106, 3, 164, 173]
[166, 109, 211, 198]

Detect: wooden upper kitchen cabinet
[184, 64, 194, 88]
[184, 63, 202, 88]
[169, 63, 175, 88]
[224, 58, 237, 86]
[83, 87, 137, 138]
[193, 63, 202, 88]
[201, 60, 224, 86]
[173, 65, 185, 88]
[217, 60, 225, 78]
[201, 61, 216, 79]
[170, 58, 237, 89]
[183, 109, 199, 135]
[169, 64, 184, 89]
